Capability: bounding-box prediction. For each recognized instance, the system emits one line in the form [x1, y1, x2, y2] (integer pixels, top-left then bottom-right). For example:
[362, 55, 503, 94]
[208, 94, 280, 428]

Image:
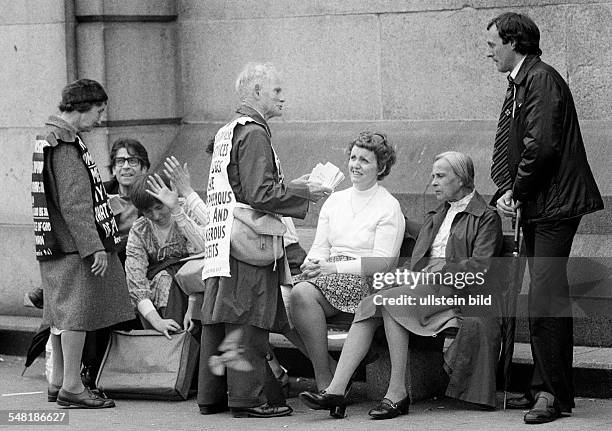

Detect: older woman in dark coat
[33, 79, 134, 408]
[300, 151, 503, 419]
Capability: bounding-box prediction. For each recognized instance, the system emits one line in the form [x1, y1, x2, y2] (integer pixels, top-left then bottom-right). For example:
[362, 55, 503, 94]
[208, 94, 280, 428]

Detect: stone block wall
[1, 0, 611, 316]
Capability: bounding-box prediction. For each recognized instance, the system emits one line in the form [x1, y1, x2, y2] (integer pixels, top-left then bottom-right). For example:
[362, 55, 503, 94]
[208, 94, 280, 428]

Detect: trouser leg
[197, 323, 227, 406]
[524, 218, 579, 412]
[226, 323, 270, 408]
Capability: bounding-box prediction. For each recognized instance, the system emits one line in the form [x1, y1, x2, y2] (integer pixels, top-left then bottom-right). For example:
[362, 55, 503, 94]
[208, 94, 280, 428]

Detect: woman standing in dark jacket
[33, 79, 134, 408]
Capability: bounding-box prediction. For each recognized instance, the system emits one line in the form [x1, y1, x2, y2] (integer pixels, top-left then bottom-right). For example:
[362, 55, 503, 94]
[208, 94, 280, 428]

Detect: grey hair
[434, 151, 475, 190]
[235, 62, 279, 101]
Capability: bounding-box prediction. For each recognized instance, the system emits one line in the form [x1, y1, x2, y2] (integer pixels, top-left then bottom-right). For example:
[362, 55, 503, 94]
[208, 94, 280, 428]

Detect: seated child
[125, 163, 207, 339]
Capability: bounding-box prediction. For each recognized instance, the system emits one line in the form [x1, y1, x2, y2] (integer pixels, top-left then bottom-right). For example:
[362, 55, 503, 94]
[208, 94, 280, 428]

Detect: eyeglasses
[113, 157, 141, 168]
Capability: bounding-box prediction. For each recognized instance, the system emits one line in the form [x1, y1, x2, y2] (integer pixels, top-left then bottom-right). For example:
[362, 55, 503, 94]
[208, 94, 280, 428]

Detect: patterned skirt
[301, 255, 373, 313]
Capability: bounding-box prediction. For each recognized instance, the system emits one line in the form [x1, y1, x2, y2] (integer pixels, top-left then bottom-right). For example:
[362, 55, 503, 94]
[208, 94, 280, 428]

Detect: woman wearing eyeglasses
[289, 131, 405, 394]
[103, 138, 151, 265]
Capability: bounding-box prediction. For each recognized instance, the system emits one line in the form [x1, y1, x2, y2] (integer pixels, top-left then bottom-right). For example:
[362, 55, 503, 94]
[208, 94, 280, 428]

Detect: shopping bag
[96, 329, 199, 400]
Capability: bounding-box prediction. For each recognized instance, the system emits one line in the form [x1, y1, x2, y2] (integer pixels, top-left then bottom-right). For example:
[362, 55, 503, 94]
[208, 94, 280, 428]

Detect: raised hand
[146, 173, 179, 212]
[163, 156, 194, 198]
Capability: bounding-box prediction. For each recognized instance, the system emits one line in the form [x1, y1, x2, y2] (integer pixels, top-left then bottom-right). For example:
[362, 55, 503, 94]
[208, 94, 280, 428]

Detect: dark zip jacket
[498, 55, 603, 222]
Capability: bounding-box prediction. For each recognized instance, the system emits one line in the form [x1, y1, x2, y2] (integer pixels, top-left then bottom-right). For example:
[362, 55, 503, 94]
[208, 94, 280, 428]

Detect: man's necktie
[491, 77, 514, 191]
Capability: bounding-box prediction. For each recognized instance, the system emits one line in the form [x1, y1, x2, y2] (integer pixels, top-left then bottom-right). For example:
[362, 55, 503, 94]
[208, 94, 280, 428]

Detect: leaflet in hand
[108, 194, 128, 215]
[309, 162, 345, 190]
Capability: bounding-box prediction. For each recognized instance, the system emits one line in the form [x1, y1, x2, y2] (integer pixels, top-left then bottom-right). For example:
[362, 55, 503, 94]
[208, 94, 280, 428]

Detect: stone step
[2, 315, 609, 399]
[270, 330, 612, 400]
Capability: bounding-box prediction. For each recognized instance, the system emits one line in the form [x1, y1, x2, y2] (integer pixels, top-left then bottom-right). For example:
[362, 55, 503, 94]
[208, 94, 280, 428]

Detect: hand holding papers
[291, 162, 343, 202]
[309, 162, 345, 191]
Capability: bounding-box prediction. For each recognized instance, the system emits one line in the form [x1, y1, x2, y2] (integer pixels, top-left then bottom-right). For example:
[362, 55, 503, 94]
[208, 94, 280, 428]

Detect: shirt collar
[509, 55, 526, 81]
[430, 190, 487, 217]
[243, 103, 266, 121]
[44, 115, 79, 144]
[449, 190, 475, 210]
[235, 105, 271, 136]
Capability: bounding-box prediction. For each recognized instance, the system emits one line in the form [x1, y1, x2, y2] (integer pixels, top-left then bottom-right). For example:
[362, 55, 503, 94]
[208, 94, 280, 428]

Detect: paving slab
[1, 354, 611, 431]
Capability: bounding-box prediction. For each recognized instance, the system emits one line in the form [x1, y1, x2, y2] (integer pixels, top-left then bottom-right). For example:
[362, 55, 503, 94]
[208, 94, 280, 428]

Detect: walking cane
[513, 207, 521, 256]
[503, 206, 522, 409]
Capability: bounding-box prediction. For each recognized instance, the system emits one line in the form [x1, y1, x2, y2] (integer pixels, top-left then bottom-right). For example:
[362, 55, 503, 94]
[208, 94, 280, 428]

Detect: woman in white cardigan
[290, 132, 405, 391]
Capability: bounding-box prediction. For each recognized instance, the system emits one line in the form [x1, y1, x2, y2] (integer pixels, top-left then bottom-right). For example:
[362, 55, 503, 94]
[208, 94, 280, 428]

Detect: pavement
[1, 355, 612, 431]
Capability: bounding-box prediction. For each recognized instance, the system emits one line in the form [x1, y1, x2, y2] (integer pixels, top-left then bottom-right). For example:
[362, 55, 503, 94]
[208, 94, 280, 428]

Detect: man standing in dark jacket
[486, 12, 603, 424]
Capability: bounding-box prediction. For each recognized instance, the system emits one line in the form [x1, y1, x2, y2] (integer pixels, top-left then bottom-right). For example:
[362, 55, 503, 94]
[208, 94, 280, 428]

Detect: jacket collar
[513, 55, 541, 86]
[44, 115, 79, 146]
[235, 105, 271, 137]
[428, 190, 488, 218]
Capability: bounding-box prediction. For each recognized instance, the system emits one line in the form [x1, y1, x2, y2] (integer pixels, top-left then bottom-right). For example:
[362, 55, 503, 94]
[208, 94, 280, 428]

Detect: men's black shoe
[199, 403, 229, 415]
[47, 384, 61, 402]
[524, 392, 561, 424]
[506, 395, 534, 409]
[231, 403, 293, 418]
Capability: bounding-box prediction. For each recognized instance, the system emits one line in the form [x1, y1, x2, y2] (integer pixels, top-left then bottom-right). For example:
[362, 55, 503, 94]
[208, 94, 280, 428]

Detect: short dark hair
[487, 12, 542, 56]
[110, 138, 151, 169]
[59, 79, 108, 113]
[347, 131, 397, 180]
[128, 174, 166, 212]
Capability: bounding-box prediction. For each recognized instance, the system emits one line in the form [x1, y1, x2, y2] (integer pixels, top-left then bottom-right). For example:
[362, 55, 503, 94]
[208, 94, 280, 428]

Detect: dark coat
[420, 192, 503, 408]
[355, 191, 503, 407]
[200, 106, 311, 332]
[503, 55, 603, 222]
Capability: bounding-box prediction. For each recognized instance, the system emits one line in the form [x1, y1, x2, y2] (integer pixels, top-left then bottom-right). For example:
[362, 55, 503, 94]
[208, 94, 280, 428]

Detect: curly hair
[487, 12, 542, 56]
[347, 131, 397, 180]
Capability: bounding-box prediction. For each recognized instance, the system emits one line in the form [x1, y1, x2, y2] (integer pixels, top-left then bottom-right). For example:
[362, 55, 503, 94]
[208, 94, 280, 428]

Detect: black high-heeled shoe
[299, 390, 348, 419]
[368, 396, 410, 420]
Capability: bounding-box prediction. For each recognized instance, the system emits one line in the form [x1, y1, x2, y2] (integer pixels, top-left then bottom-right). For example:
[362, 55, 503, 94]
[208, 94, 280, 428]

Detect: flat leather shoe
[47, 384, 61, 402]
[231, 403, 292, 418]
[368, 396, 410, 420]
[506, 395, 534, 409]
[56, 388, 115, 409]
[524, 392, 561, 424]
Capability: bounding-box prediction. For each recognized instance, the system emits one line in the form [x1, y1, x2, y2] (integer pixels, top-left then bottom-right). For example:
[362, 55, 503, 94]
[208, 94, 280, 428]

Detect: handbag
[96, 329, 199, 400]
[230, 204, 286, 267]
[175, 258, 207, 295]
